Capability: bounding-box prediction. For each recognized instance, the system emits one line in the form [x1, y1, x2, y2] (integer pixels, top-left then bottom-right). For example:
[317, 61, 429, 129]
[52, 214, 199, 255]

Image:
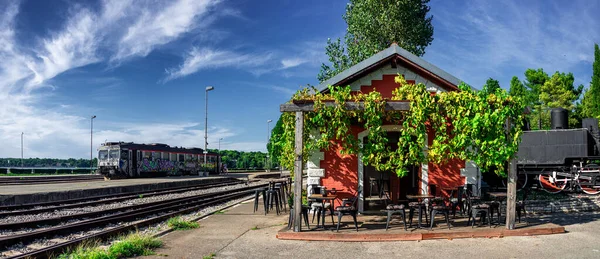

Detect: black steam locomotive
[515, 108, 600, 194]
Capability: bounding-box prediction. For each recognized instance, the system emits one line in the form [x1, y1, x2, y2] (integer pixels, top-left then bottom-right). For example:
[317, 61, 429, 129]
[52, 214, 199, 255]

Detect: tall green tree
[523, 69, 550, 130]
[267, 116, 283, 168]
[581, 43, 600, 119]
[538, 72, 584, 128]
[481, 78, 501, 96]
[509, 76, 526, 101]
[318, 0, 434, 82]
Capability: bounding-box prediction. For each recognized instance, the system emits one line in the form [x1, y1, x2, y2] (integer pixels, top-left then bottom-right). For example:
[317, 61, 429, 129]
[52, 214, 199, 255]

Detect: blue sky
[0, 0, 599, 159]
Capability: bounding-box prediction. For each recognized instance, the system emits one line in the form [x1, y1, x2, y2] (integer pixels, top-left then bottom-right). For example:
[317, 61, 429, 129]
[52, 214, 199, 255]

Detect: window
[109, 150, 120, 159]
[98, 150, 108, 160]
[137, 151, 142, 161]
[178, 154, 184, 162]
[143, 151, 151, 159]
[162, 152, 168, 160]
[121, 151, 128, 160]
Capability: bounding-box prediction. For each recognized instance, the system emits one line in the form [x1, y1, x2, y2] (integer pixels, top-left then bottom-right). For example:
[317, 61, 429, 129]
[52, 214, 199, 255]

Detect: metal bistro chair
[385, 201, 407, 231]
[308, 185, 334, 228]
[335, 190, 360, 232]
[429, 197, 451, 230]
[466, 194, 491, 228]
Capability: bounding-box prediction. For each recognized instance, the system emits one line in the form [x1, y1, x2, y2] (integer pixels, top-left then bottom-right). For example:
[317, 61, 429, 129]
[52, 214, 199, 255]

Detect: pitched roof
[317, 44, 470, 92]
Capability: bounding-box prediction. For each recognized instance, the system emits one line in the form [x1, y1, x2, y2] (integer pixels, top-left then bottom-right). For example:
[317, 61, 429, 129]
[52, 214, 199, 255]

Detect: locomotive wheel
[538, 168, 568, 194]
[502, 170, 528, 191]
[578, 164, 600, 195]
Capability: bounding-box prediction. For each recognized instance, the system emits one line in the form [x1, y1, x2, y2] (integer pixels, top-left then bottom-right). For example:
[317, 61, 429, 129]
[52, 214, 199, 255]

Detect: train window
[178, 154, 184, 162]
[161, 152, 168, 160]
[143, 151, 151, 159]
[98, 150, 108, 160]
[109, 150, 119, 159]
[121, 151, 128, 160]
[170, 153, 176, 161]
[137, 151, 142, 161]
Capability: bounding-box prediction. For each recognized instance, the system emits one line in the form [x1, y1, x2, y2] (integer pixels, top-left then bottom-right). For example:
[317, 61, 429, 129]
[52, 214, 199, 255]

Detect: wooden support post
[293, 111, 304, 232]
[506, 158, 517, 229]
[506, 117, 517, 230]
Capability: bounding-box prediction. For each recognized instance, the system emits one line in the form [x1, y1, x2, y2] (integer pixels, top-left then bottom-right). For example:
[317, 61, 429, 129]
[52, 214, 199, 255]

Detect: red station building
[305, 44, 480, 213]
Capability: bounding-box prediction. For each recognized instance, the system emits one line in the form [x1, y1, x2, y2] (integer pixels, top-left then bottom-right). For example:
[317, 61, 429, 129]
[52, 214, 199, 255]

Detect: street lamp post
[204, 86, 214, 176]
[266, 119, 272, 173]
[218, 137, 223, 174]
[91, 115, 96, 174]
[21, 132, 24, 168]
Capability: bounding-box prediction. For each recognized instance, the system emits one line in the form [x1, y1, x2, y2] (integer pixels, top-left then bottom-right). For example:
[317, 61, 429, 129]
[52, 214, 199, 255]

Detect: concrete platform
[144, 198, 595, 259]
[277, 212, 565, 242]
[0, 172, 287, 206]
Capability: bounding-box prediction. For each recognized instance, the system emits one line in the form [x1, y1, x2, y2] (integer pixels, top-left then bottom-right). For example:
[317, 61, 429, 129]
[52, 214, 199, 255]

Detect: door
[130, 150, 137, 177]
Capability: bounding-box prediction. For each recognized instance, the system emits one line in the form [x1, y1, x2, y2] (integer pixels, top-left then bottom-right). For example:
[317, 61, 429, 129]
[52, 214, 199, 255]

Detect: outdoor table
[406, 194, 434, 229]
[308, 194, 338, 229]
[488, 192, 507, 200]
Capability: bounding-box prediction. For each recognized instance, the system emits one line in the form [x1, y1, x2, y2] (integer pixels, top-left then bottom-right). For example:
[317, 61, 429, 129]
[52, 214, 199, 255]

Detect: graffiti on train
[137, 158, 181, 174]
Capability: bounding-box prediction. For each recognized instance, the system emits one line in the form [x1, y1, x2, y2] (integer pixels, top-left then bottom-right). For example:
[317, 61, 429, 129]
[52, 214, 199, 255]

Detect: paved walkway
[145, 200, 600, 259]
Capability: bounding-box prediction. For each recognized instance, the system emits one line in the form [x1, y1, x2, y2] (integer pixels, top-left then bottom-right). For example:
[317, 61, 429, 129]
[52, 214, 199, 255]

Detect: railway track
[0, 182, 270, 259]
[0, 178, 245, 217]
[0, 175, 104, 185]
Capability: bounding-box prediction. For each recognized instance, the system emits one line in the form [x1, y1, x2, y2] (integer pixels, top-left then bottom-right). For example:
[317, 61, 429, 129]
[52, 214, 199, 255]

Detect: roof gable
[317, 44, 468, 93]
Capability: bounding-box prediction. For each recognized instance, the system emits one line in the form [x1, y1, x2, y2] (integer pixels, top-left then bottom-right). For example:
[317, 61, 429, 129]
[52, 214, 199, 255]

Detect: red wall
[320, 125, 363, 202]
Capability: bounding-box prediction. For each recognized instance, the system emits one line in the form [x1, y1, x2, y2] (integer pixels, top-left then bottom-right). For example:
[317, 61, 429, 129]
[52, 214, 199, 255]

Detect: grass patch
[250, 226, 259, 230]
[57, 232, 162, 259]
[167, 216, 200, 230]
[202, 253, 216, 259]
[213, 210, 225, 214]
[57, 240, 112, 259]
[109, 232, 162, 257]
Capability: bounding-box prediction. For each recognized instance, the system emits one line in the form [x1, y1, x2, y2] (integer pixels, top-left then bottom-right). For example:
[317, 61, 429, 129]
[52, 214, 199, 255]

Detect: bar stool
[266, 183, 281, 215]
[253, 188, 268, 215]
[275, 182, 287, 212]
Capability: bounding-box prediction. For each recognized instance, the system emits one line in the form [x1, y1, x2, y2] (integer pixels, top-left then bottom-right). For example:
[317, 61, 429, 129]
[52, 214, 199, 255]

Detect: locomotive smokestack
[550, 108, 569, 129]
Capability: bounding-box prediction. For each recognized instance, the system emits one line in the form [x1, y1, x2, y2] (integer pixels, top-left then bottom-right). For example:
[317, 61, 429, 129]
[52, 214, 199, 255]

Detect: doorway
[362, 132, 419, 212]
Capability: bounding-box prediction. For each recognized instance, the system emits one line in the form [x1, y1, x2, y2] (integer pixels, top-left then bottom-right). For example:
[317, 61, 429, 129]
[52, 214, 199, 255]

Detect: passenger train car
[97, 142, 220, 178]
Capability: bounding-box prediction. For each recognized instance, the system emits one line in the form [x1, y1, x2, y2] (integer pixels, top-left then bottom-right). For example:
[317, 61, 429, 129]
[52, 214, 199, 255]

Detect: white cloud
[114, 0, 221, 61]
[281, 58, 307, 69]
[164, 47, 273, 81]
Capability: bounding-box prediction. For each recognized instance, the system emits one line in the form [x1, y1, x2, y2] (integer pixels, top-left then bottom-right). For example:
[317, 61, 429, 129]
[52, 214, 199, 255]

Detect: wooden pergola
[280, 100, 519, 232]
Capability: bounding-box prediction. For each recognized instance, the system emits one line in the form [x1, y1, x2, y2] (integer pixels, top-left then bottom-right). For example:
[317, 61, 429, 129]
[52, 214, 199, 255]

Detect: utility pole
[21, 132, 24, 168]
[204, 86, 214, 176]
[91, 115, 96, 174]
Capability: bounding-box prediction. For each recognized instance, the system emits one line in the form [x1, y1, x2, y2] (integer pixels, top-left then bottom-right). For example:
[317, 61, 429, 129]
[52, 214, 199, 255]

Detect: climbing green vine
[278, 75, 524, 178]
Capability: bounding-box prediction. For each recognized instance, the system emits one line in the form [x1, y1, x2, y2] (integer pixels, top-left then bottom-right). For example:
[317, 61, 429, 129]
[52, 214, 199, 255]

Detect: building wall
[319, 125, 363, 202]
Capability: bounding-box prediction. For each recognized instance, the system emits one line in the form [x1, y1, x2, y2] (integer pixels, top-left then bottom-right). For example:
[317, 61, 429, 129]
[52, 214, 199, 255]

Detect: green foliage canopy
[581, 44, 600, 120]
[278, 75, 523, 177]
